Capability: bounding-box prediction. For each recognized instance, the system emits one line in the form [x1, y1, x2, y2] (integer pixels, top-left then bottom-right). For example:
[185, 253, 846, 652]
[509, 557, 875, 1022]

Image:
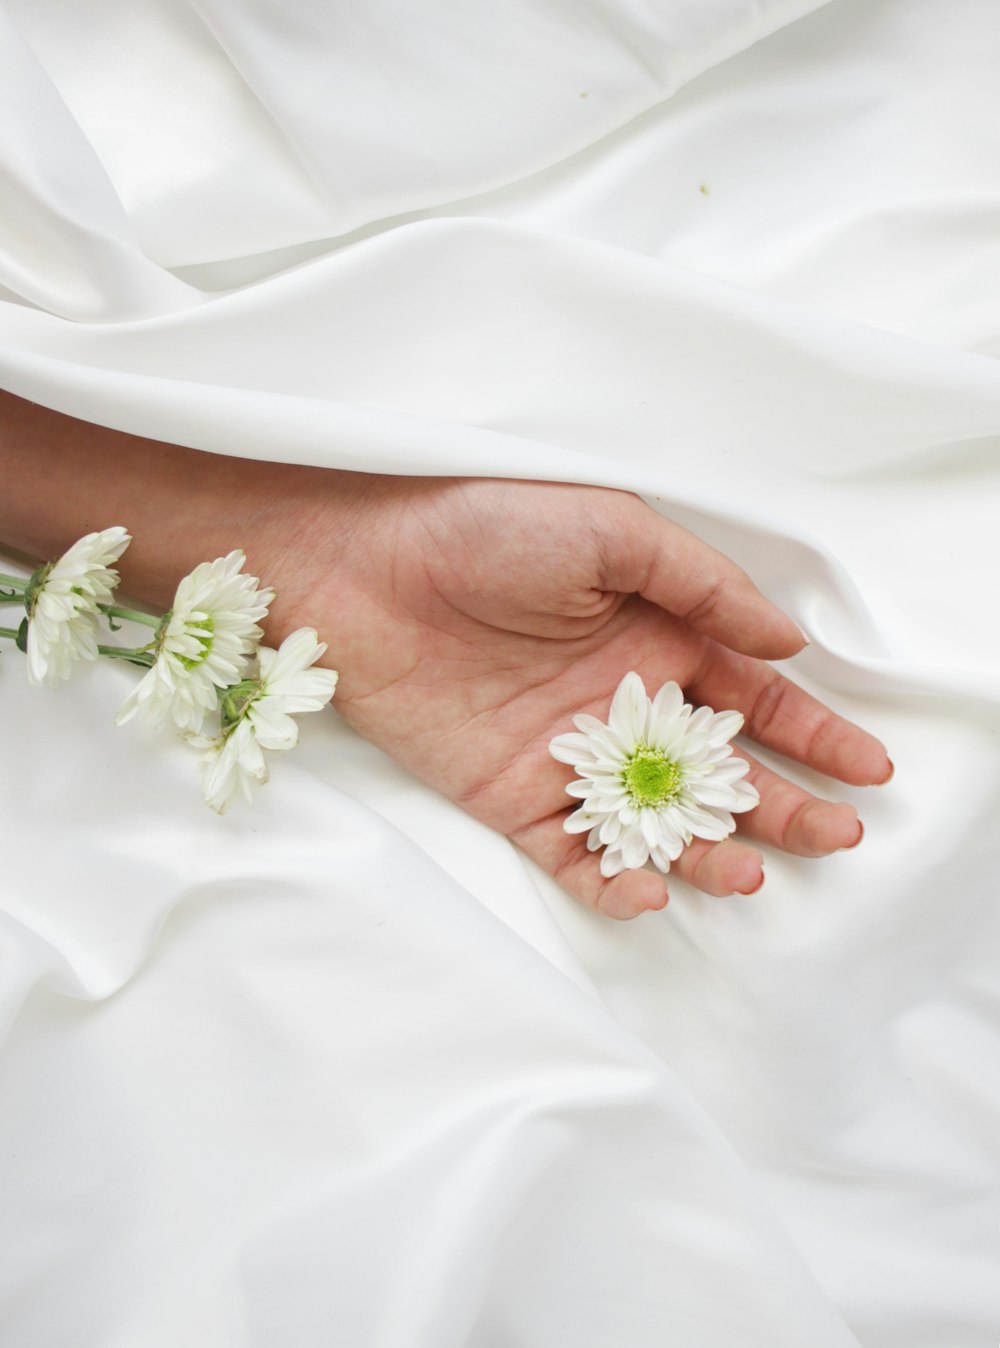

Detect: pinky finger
[669, 837, 765, 897]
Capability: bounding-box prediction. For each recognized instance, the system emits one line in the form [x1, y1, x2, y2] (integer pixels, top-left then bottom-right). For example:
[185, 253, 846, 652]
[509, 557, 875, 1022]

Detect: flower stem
[0, 574, 28, 591]
[0, 625, 22, 641]
[98, 603, 161, 629]
[97, 644, 156, 667]
[0, 593, 26, 606]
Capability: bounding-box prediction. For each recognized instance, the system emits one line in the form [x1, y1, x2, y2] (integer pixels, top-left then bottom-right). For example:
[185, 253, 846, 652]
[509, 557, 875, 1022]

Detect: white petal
[571, 717, 631, 762]
[564, 808, 598, 835]
[607, 672, 649, 746]
[678, 803, 734, 841]
[648, 717, 688, 755]
[650, 681, 684, 723]
[248, 699, 299, 751]
[582, 758, 630, 779]
[233, 721, 268, 781]
[701, 743, 737, 765]
[648, 845, 674, 874]
[169, 551, 273, 640]
[598, 813, 623, 846]
[50, 527, 131, 581]
[654, 810, 686, 854]
[549, 732, 599, 766]
[114, 685, 143, 726]
[259, 629, 337, 710]
[197, 720, 269, 813]
[729, 781, 761, 812]
[599, 848, 626, 878]
[639, 809, 662, 847]
[657, 831, 686, 863]
[25, 623, 53, 687]
[271, 671, 338, 713]
[571, 713, 614, 736]
[707, 709, 745, 747]
[689, 782, 746, 808]
[620, 825, 650, 870]
[587, 789, 630, 813]
[701, 757, 750, 786]
[674, 706, 717, 758]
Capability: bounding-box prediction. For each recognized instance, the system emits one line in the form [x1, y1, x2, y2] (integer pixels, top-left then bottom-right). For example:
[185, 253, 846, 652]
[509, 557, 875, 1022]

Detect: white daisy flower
[190, 627, 338, 812]
[116, 550, 274, 734]
[25, 526, 131, 687]
[193, 718, 269, 815]
[549, 672, 759, 878]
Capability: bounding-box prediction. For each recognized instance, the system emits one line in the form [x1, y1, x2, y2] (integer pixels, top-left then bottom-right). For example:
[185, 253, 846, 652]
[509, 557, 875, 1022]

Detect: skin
[1, 390, 891, 918]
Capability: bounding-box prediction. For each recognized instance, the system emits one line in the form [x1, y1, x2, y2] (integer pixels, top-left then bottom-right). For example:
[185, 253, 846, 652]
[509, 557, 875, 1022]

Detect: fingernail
[878, 758, 895, 785]
[738, 869, 765, 896]
[797, 626, 811, 647]
[839, 820, 864, 852]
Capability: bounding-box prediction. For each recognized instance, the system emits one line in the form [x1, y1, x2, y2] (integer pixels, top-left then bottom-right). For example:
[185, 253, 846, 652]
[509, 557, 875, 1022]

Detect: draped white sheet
[2, 1, 999, 1344]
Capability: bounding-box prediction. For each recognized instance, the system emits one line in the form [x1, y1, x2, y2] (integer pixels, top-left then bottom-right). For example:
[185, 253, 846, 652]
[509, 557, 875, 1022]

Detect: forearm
[0, 388, 375, 636]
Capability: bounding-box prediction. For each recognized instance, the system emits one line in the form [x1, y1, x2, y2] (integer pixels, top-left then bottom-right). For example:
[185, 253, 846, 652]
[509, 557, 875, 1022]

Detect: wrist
[234, 461, 387, 654]
[0, 390, 383, 660]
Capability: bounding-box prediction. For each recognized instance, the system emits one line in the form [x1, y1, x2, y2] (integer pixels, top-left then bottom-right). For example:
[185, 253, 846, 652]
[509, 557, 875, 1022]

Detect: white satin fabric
[2, 2, 999, 1344]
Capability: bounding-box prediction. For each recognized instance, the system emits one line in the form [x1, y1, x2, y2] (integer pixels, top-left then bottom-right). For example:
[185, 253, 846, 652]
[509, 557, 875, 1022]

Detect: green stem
[0, 593, 26, 606]
[0, 625, 155, 667]
[0, 573, 27, 591]
[97, 644, 156, 667]
[99, 603, 161, 629]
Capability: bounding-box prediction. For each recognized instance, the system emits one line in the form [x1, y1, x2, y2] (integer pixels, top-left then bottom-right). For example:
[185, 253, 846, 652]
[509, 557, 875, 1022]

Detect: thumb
[600, 496, 806, 660]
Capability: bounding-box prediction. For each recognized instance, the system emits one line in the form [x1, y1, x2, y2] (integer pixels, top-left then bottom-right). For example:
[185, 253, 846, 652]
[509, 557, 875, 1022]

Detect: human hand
[0, 398, 889, 917]
[276, 476, 891, 919]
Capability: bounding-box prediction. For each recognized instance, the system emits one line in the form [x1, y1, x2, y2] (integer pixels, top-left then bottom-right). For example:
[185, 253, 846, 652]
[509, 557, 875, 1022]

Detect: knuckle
[681, 576, 729, 627]
[782, 797, 821, 855]
[746, 675, 789, 740]
[802, 710, 837, 764]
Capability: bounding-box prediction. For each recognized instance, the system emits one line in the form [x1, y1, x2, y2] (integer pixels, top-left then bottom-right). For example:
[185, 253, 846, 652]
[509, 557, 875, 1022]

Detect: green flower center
[621, 747, 684, 807]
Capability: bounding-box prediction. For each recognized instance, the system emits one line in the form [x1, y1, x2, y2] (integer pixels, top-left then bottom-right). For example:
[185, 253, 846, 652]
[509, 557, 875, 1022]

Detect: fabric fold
[2, 0, 999, 1343]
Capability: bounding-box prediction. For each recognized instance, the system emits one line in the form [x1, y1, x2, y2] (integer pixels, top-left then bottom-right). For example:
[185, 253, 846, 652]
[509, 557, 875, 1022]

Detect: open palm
[285, 476, 890, 918]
